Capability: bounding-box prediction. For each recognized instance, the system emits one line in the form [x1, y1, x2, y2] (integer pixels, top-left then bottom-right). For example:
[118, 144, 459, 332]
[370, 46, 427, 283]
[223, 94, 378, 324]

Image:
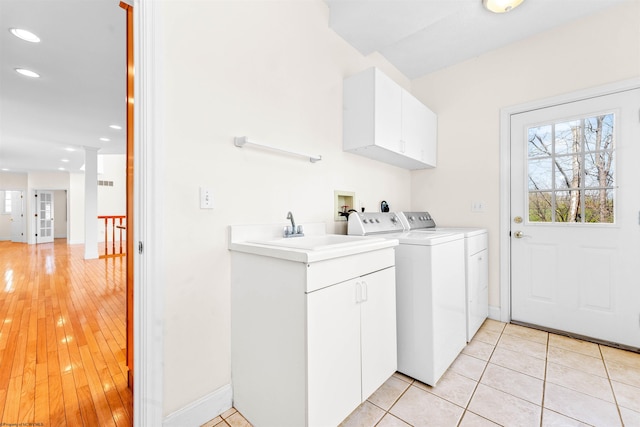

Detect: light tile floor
[203, 320, 640, 426]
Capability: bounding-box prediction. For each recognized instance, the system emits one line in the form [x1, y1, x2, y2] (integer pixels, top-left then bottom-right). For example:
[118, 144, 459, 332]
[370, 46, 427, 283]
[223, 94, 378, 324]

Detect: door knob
[514, 231, 528, 238]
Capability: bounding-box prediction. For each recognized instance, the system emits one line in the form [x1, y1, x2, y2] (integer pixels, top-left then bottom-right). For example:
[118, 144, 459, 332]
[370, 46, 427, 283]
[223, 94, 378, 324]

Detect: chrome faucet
[287, 211, 296, 231]
[284, 211, 304, 237]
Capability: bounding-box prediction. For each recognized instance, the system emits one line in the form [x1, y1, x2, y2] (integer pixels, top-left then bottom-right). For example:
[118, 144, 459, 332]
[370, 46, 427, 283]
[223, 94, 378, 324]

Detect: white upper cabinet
[343, 67, 437, 169]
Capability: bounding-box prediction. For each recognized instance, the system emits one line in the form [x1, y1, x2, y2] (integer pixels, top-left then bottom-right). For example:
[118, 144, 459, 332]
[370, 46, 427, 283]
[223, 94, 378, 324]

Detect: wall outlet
[200, 187, 214, 209]
[471, 201, 486, 212]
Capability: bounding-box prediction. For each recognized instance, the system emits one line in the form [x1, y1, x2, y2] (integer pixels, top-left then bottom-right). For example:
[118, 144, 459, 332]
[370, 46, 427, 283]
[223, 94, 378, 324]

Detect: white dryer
[399, 212, 489, 342]
[348, 212, 467, 386]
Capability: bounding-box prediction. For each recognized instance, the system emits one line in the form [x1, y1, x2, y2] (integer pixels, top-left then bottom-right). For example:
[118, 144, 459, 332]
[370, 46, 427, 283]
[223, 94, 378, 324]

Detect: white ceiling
[326, 0, 629, 79]
[0, 0, 628, 174]
[0, 0, 125, 174]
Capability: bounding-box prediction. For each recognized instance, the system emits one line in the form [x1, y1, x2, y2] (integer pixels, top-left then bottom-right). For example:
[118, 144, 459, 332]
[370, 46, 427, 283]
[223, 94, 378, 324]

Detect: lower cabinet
[307, 266, 397, 427]
[230, 249, 397, 427]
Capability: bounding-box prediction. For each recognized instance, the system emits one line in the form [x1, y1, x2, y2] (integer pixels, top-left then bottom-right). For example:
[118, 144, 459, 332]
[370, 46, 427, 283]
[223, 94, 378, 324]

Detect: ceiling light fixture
[99, 137, 110, 142]
[9, 28, 40, 43]
[482, 0, 524, 13]
[15, 68, 40, 78]
[109, 124, 122, 130]
[65, 147, 75, 152]
[61, 159, 70, 163]
[58, 167, 66, 171]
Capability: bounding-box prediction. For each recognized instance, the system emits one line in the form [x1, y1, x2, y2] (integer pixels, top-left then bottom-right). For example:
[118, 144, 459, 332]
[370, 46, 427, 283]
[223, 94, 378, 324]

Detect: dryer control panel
[398, 211, 436, 230]
[347, 212, 405, 236]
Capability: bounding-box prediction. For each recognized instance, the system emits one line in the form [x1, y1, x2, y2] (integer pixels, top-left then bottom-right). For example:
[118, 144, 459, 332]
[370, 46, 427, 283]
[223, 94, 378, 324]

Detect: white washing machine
[399, 212, 489, 342]
[348, 212, 467, 386]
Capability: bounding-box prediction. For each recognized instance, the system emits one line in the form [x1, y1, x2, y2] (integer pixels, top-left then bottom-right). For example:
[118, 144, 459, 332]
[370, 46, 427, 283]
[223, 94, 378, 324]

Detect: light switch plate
[200, 187, 214, 209]
[471, 201, 486, 212]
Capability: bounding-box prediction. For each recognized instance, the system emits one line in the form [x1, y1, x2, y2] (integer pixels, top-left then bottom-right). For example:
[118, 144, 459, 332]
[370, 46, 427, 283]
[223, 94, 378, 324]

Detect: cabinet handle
[400, 140, 406, 153]
[361, 281, 368, 302]
[355, 282, 362, 303]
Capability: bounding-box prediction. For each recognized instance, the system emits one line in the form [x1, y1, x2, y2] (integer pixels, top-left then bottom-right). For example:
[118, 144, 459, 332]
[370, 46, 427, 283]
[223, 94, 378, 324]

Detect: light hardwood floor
[0, 239, 132, 426]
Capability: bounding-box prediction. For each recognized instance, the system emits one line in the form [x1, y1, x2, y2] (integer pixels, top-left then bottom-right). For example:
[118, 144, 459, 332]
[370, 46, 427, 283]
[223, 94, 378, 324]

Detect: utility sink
[250, 234, 384, 251]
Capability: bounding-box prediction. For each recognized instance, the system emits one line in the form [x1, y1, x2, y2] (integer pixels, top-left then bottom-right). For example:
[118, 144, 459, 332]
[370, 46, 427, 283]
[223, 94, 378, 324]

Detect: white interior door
[510, 89, 640, 348]
[10, 191, 25, 242]
[36, 191, 55, 244]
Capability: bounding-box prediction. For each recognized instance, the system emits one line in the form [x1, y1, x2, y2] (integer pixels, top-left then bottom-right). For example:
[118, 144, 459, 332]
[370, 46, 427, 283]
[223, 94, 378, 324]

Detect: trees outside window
[527, 113, 614, 224]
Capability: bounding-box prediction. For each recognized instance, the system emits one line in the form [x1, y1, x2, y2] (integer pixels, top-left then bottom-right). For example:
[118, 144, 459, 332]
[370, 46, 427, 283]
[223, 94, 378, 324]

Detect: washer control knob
[409, 215, 416, 221]
[375, 218, 380, 223]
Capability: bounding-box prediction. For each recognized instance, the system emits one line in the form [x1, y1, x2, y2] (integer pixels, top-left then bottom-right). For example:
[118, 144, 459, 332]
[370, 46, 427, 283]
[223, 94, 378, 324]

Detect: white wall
[0, 171, 28, 190]
[159, 0, 413, 419]
[98, 154, 126, 215]
[410, 2, 640, 311]
[97, 154, 126, 245]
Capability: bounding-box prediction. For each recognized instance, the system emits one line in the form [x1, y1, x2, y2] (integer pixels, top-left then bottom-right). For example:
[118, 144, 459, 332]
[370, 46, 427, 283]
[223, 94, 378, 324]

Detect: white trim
[162, 384, 233, 427]
[134, 0, 165, 425]
[498, 78, 640, 324]
[488, 305, 501, 322]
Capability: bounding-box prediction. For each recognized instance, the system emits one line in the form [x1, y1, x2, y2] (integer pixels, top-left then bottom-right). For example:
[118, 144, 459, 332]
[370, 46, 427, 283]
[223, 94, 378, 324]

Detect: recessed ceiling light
[9, 28, 40, 43]
[109, 124, 122, 130]
[58, 167, 66, 171]
[15, 68, 40, 78]
[61, 159, 70, 163]
[1, 168, 9, 171]
[65, 147, 75, 152]
[99, 137, 110, 142]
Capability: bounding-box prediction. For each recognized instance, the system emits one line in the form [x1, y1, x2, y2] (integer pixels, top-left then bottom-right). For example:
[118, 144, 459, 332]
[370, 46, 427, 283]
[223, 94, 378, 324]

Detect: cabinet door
[307, 280, 361, 427]
[401, 92, 437, 167]
[467, 249, 489, 340]
[360, 266, 397, 399]
[374, 70, 403, 153]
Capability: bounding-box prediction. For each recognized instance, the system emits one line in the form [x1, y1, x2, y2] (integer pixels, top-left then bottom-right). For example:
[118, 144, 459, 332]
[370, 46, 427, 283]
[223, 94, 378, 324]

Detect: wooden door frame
[498, 78, 640, 324]
[119, 0, 135, 391]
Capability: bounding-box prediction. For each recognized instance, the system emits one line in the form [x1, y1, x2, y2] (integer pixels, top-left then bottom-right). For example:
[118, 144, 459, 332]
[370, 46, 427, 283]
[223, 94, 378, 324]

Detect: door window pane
[528, 158, 553, 190]
[554, 155, 580, 189]
[584, 151, 614, 187]
[554, 120, 581, 155]
[528, 125, 552, 158]
[584, 189, 614, 223]
[584, 114, 614, 151]
[528, 192, 553, 222]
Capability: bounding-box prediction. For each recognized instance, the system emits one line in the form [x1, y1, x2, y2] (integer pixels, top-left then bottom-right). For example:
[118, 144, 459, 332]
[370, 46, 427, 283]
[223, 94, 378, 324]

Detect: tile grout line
[599, 344, 626, 426]
[370, 375, 415, 427]
[455, 323, 506, 427]
[539, 328, 549, 427]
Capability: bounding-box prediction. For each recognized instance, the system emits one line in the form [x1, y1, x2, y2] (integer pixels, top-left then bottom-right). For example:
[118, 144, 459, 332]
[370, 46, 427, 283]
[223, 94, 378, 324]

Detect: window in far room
[2, 191, 11, 214]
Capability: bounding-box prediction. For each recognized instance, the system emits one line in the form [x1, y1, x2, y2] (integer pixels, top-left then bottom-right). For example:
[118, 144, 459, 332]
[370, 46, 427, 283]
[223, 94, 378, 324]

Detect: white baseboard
[163, 383, 233, 427]
[488, 305, 503, 322]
